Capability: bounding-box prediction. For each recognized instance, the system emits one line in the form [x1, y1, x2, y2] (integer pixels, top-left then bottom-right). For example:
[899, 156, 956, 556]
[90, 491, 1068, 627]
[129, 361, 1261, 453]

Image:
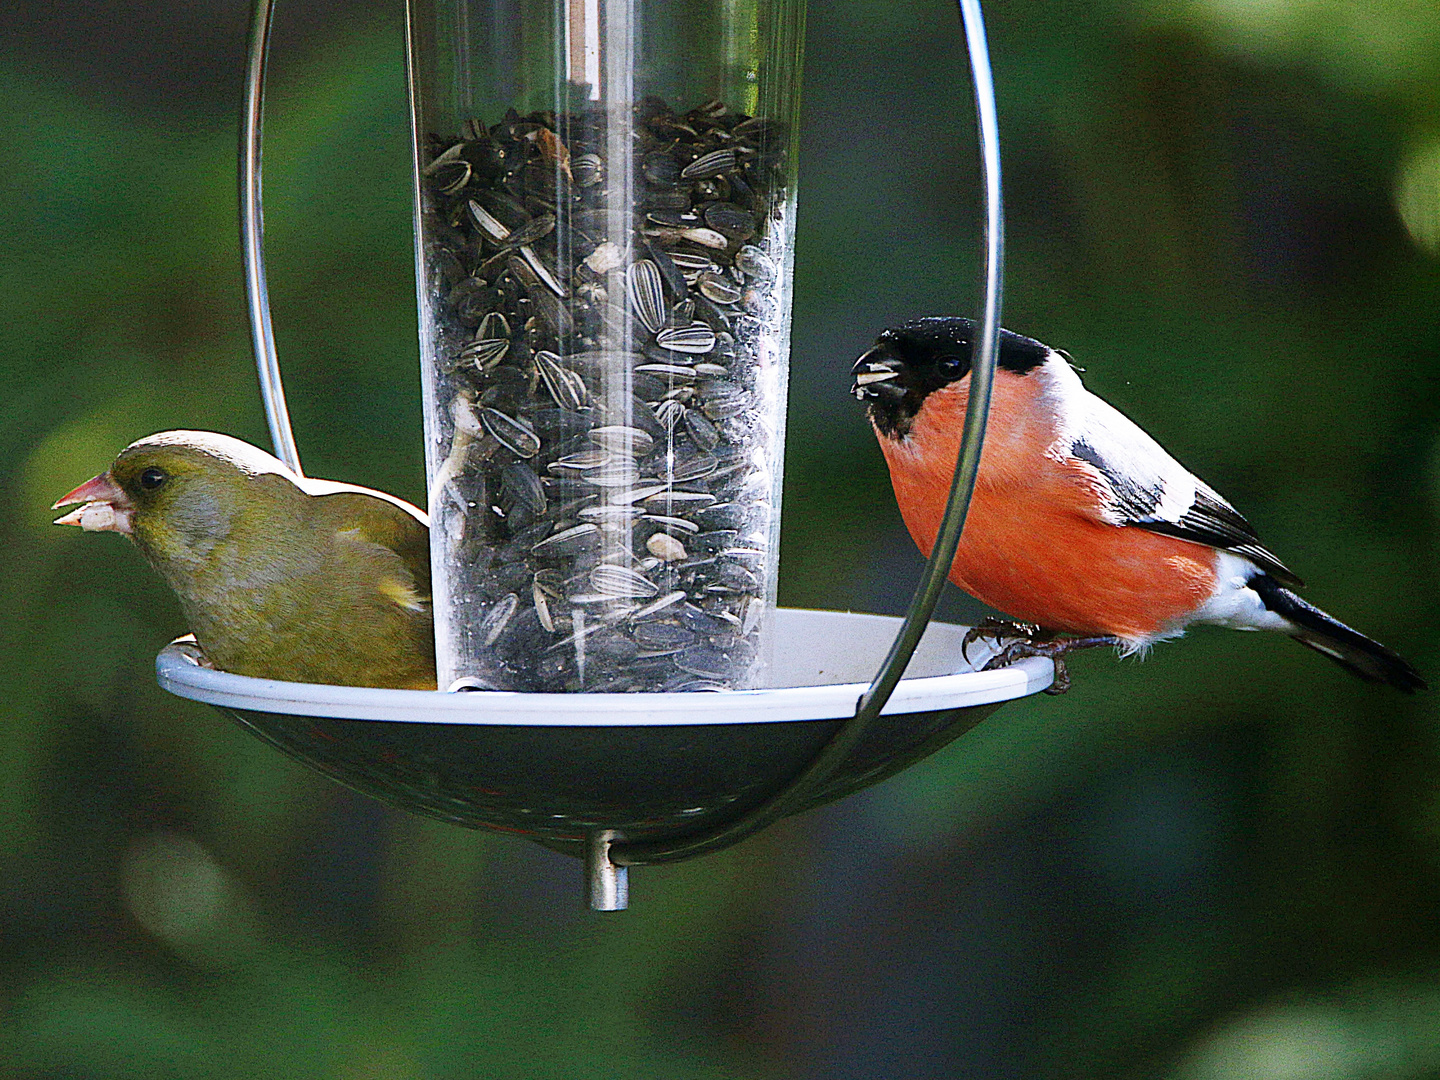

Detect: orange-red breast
[853, 317, 1424, 692]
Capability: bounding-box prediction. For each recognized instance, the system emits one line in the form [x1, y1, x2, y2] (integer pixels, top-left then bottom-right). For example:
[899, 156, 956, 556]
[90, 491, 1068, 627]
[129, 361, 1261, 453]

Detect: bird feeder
[160, 0, 1046, 909]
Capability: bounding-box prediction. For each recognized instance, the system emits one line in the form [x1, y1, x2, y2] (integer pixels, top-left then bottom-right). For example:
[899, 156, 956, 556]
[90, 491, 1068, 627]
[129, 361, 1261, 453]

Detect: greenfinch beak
[53, 472, 134, 534]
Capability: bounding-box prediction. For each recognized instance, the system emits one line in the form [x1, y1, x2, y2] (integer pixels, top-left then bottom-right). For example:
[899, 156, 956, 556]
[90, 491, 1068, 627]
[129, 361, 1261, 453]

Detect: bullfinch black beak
[851, 346, 902, 401]
[52, 472, 135, 534]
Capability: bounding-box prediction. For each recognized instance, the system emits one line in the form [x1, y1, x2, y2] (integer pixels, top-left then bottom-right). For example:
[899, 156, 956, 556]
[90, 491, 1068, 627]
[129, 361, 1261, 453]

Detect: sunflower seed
[627, 260, 668, 333]
[631, 590, 688, 620]
[531, 522, 600, 556]
[645, 513, 699, 533]
[655, 323, 717, 354]
[458, 336, 510, 370]
[680, 148, 737, 179]
[479, 407, 540, 457]
[479, 593, 519, 647]
[680, 227, 730, 250]
[579, 504, 643, 523]
[634, 363, 698, 381]
[535, 350, 587, 410]
[532, 580, 555, 632]
[683, 409, 721, 450]
[632, 621, 694, 650]
[653, 398, 686, 432]
[467, 199, 512, 242]
[696, 272, 742, 305]
[591, 563, 660, 598]
[735, 244, 775, 280]
[549, 448, 611, 472]
[588, 425, 654, 456]
[501, 462, 546, 515]
[582, 462, 643, 487]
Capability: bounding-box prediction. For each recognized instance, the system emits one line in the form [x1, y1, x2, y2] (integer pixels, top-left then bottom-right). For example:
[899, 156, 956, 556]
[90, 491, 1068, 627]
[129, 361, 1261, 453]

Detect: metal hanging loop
[241, 0, 304, 475]
[609, 0, 1006, 869]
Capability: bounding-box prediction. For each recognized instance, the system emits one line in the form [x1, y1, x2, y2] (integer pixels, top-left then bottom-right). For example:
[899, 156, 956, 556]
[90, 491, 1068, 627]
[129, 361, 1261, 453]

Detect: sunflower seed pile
[417, 97, 791, 692]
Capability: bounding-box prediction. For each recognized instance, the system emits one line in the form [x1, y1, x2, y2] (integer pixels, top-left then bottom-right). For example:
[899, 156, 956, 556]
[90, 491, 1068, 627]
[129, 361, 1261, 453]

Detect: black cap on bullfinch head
[852, 317, 1051, 440]
[854, 316, 1425, 693]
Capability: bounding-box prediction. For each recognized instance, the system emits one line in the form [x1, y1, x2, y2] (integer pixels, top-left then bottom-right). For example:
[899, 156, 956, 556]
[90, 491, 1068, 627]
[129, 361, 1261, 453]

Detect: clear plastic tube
[405, 0, 805, 691]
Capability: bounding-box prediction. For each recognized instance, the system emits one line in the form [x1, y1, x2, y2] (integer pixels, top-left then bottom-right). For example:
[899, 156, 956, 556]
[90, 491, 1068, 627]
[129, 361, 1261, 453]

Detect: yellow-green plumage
[58, 431, 436, 690]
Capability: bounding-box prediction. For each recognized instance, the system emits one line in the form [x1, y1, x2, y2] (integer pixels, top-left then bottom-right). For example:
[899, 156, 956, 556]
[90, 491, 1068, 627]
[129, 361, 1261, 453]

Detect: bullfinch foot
[961, 618, 1048, 665]
[980, 635, 1124, 694]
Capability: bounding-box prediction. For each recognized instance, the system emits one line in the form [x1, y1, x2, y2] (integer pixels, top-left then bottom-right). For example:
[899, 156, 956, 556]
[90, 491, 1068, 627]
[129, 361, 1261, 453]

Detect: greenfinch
[54, 431, 437, 690]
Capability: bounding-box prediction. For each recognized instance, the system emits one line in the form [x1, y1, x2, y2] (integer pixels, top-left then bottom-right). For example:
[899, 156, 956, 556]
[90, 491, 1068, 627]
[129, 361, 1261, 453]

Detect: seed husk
[501, 462, 547, 515]
[653, 398, 686, 432]
[631, 591, 688, 620]
[458, 336, 510, 370]
[467, 199, 512, 242]
[532, 580, 555, 632]
[655, 323, 717, 354]
[680, 148, 737, 179]
[480, 593, 519, 647]
[626, 260, 668, 333]
[735, 244, 776, 280]
[591, 563, 661, 598]
[644, 514, 700, 535]
[531, 522, 601, 557]
[588, 425, 655, 456]
[535, 350, 588, 410]
[683, 409, 721, 451]
[479, 407, 540, 457]
[696, 272, 742, 305]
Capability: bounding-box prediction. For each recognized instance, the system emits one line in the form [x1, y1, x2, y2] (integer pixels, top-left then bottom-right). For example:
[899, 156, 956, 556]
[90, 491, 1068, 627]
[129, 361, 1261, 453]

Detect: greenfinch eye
[139, 467, 168, 491]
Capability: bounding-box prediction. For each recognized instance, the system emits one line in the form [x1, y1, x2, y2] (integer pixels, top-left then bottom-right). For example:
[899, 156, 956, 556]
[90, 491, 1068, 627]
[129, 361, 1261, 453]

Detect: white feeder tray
[157, 609, 1051, 858]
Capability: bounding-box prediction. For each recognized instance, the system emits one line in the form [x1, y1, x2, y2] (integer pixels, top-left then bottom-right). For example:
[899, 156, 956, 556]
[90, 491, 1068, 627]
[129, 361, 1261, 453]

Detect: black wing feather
[1071, 437, 1302, 588]
[1132, 487, 1304, 589]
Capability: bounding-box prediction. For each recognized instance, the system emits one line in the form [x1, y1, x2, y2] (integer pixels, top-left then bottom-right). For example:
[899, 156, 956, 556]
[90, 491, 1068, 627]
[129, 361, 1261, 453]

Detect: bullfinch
[54, 431, 437, 690]
[852, 317, 1425, 693]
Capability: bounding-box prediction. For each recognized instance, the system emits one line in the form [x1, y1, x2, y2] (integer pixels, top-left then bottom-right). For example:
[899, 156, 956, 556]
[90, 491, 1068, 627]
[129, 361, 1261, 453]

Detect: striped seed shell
[479, 593, 519, 647]
[458, 336, 509, 370]
[480, 407, 541, 457]
[588, 425, 654, 456]
[683, 409, 721, 451]
[581, 462, 642, 487]
[501, 462, 547, 514]
[644, 514, 700, 535]
[532, 580, 555, 632]
[626, 260, 668, 333]
[655, 323, 717, 355]
[630, 590, 688, 620]
[680, 148, 737, 179]
[467, 199, 512, 242]
[696, 272, 742, 305]
[591, 563, 660, 599]
[531, 522, 600, 557]
[549, 448, 611, 473]
[735, 244, 775, 280]
[535, 350, 588, 410]
[653, 398, 686, 432]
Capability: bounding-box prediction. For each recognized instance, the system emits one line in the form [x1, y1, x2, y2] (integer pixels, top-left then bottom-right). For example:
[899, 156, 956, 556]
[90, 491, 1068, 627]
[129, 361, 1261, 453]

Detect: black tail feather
[1250, 574, 1426, 693]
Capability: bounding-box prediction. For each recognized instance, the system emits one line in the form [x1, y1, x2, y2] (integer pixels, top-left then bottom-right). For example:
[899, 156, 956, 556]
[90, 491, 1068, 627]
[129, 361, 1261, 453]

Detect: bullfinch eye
[937, 355, 966, 377]
[139, 467, 168, 491]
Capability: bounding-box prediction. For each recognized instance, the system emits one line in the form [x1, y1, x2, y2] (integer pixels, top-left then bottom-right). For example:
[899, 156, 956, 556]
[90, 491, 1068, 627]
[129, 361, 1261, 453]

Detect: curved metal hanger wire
[238, 0, 1004, 867]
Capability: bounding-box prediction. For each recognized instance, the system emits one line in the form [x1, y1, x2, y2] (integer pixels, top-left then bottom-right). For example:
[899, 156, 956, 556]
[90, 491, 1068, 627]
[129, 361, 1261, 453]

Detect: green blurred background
[4, 0, 1440, 1075]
